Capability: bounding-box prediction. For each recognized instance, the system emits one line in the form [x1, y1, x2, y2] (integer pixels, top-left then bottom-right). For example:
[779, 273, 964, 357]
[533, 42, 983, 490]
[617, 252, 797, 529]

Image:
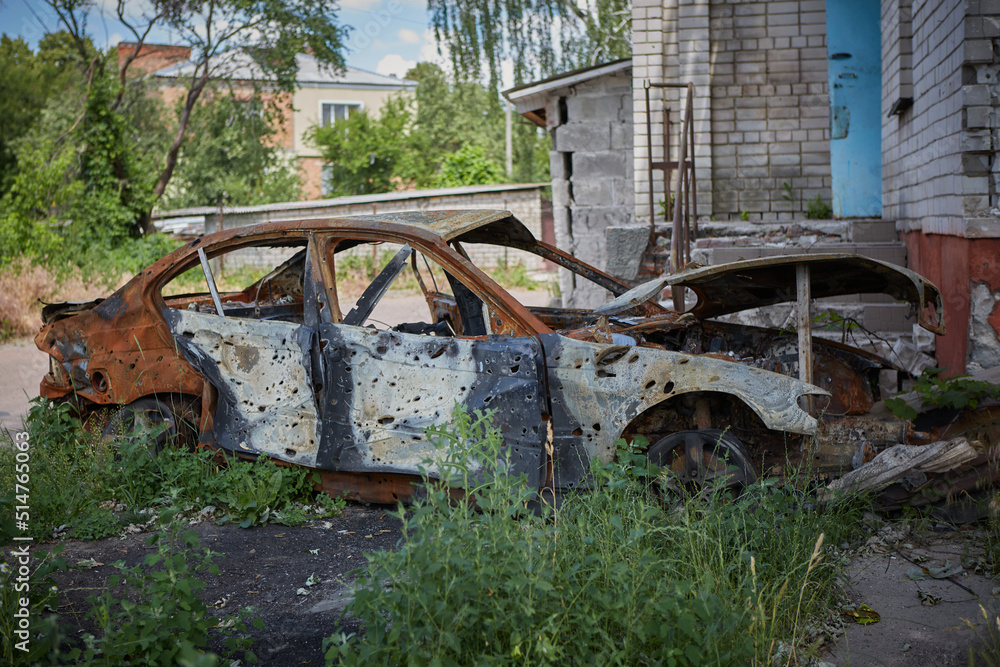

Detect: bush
[326, 409, 862, 665]
[433, 144, 506, 188]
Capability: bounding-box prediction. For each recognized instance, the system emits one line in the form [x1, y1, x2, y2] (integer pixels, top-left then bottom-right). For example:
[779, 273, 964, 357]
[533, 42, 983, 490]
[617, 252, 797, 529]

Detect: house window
[321, 102, 361, 125]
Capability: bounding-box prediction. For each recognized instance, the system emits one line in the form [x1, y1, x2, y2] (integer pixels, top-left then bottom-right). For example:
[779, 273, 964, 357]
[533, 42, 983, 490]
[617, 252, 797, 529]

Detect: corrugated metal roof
[153, 49, 415, 89]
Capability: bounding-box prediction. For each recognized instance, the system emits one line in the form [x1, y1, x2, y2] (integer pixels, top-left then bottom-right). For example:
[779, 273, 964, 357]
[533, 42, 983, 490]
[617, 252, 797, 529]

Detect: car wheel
[646, 429, 756, 500]
[101, 398, 194, 456]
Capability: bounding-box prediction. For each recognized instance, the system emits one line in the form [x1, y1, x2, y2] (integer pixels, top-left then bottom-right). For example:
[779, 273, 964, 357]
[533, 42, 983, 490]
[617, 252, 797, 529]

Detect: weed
[490, 259, 540, 291]
[659, 194, 677, 219]
[0, 399, 112, 540]
[965, 604, 1000, 666]
[1, 400, 344, 542]
[325, 408, 862, 665]
[805, 194, 832, 219]
[741, 209, 750, 221]
[217, 455, 313, 527]
[812, 311, 861, 345]
[782, 181, 797, 210]
[885, 366, 1000, 421]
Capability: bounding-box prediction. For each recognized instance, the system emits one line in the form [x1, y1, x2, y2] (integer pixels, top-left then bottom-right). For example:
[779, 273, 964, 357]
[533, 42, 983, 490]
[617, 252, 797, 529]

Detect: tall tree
[0, 32, 93, 193]
[308, 96, 422, 197]
[45, 0, 347, 233]
[427, 0, 631, 90]
[162, 90, 302, 209]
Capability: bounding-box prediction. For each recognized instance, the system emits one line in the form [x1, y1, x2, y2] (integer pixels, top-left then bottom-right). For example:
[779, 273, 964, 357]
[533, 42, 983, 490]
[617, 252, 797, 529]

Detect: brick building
[509, 0, 999, 373]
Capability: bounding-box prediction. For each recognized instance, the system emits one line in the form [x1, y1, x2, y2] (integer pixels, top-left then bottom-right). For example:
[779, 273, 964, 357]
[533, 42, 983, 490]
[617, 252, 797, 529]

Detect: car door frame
[311, 232, 551, 489]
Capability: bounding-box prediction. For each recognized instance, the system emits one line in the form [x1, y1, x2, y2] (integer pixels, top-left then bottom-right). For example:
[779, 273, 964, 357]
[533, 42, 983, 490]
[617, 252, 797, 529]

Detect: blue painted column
[826, 0, 883, 217]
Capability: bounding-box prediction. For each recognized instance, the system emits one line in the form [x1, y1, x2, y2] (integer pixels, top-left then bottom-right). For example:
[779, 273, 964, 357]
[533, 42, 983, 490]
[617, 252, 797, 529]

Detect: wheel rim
[101, 400, 180, 456]
[648, 430, 755, 500]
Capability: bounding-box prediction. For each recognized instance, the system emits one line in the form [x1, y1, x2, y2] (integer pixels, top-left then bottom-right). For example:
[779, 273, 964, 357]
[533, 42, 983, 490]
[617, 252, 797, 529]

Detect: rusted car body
[35, 210, 944, 502]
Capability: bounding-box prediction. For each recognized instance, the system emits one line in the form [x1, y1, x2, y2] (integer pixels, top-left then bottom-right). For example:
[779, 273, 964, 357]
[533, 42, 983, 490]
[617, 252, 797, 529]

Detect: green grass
[0, 399, 345, 543]
[326, 409, 867, 666]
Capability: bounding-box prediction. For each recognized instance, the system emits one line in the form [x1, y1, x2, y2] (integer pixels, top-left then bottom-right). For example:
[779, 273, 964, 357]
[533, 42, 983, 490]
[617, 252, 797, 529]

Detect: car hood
[666, 254, 944, 334]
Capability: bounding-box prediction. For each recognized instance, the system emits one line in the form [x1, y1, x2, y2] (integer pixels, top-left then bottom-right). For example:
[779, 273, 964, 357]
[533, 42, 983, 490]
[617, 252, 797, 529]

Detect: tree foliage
[44, 0, 347, 231]
[427, 0, 631, 90]
[162, 91, 302, 209]
[0, 32, 94, 193]
[434, 144, 506, 187]
[309, 63, 549, 197]
[0, 52, 164, 268]
[308, 96, 423, 197]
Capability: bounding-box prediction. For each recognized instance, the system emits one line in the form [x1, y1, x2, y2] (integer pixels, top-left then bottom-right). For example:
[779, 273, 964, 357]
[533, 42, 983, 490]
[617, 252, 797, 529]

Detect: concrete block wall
[549, 68, 635, 308]
[632, 0, 833, 225]
[961, 4, 1000, 226]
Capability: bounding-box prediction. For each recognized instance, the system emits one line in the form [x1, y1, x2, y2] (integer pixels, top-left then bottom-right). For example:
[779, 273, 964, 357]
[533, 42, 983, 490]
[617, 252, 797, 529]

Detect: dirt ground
[46, 505, 404, 666]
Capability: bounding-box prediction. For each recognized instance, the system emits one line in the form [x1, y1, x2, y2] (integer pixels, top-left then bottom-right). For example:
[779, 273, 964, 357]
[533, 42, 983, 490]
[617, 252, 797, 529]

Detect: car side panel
[315, 324, 547, 488]
[539, 334, 827, 488]
[35, 284, 202, 405]
[164, 309, 322, 467]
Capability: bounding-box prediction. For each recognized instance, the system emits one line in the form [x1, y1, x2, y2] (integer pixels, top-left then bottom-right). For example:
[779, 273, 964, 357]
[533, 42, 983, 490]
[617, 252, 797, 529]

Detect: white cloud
[376, 53, 416, 78]
[397, 28, 420, 44]
[418, 28, 447, 65]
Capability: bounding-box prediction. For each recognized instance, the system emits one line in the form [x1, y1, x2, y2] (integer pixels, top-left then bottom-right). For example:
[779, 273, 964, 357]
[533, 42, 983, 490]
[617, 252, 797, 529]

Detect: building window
[321, 102, 361, 125]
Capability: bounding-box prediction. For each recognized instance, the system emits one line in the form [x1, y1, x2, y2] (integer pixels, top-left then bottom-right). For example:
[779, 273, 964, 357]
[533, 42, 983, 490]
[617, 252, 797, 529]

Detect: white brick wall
[882, 0, 997, 235]
[633, 0, 832, 224]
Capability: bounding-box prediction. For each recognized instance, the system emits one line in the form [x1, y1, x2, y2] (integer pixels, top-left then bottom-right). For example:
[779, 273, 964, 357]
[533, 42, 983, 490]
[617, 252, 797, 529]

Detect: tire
[646, 429, 756, 500]
[100, 398, 195, 456]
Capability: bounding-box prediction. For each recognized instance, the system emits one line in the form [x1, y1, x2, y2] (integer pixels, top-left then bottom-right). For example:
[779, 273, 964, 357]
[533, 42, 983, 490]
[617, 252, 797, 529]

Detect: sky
[0, 0, 445, 79]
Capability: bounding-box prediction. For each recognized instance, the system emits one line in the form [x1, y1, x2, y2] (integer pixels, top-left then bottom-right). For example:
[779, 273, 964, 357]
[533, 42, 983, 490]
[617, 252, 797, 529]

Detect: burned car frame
[36, 210, 945, 503]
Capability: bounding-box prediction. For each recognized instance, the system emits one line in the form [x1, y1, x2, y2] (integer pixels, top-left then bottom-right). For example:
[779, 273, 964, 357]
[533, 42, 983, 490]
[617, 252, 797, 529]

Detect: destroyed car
[36, 210, 945, 503]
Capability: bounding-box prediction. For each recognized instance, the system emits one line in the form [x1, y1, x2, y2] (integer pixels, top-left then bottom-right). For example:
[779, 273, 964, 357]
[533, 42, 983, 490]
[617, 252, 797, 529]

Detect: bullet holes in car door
[160, 239, 325, 467]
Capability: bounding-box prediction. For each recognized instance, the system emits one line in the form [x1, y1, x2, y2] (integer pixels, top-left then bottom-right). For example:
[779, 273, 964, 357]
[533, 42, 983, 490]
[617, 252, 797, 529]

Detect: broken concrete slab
[605, 226, 650, 280]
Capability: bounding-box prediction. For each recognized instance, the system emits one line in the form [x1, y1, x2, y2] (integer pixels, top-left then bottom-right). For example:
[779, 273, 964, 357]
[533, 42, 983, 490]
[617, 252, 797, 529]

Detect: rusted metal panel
[35, 283, 203, 406]
[539, 334, 828, 486]
[165, 309, 322, 467]
[313, 324, 546, 487]
[666, 253, 945, 335]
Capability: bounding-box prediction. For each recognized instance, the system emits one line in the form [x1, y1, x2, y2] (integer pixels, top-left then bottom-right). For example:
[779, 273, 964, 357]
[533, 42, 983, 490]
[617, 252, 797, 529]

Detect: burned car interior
[35, 209, 985, 507]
